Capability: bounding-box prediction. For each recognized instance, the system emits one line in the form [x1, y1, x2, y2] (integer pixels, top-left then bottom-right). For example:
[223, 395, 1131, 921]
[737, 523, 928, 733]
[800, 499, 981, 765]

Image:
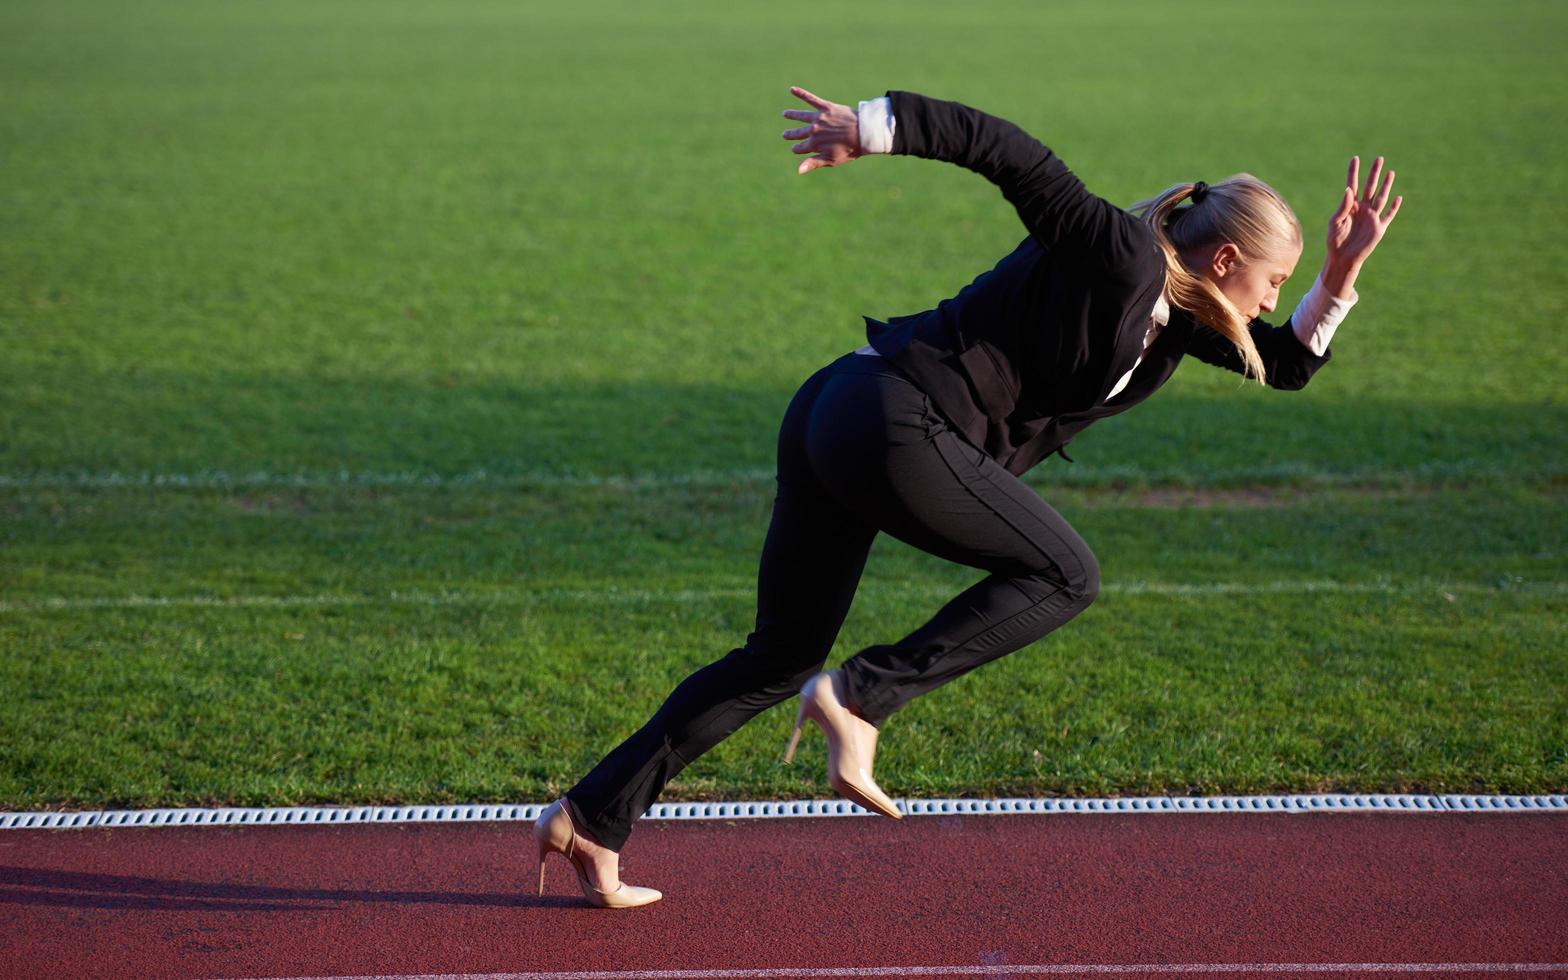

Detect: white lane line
[2, 459, 1559, 490]
[0, 469, 786, 490]
[235, 963, 1568, 978]
[0, 589, 751, 612]
[6, 794, 1564, 831]
[3, 579, 1562, 613]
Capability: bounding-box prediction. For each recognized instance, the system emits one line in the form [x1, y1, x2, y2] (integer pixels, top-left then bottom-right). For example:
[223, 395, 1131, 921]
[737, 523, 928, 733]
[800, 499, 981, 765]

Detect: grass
[2, 478, 1561, 807]
[1, 0, 1565, 808]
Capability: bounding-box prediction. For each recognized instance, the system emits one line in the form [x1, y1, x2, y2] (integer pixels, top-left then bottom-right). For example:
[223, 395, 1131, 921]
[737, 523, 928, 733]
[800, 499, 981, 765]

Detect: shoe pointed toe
[590, 880, 663, 909]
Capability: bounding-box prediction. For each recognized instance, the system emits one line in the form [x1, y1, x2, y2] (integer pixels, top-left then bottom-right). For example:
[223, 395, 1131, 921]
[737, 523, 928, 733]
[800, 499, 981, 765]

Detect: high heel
[783, 669, 903, 820]
[534, 798, 663, 909]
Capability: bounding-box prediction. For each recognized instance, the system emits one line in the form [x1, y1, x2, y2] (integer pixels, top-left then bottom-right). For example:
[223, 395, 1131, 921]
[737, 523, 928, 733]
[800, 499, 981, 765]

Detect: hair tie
[1191, 181, 1209, 204]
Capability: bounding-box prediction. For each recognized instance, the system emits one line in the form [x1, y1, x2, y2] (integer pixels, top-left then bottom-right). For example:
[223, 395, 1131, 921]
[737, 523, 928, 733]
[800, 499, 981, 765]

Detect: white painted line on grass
[3, 579, 1562, 614]
[2, 459, 1559, 491]
[0, 468, 785, 490]
[234, 963, 1568, 978]
[6, 794, 1565, 831]
[0, 588, 751, 612]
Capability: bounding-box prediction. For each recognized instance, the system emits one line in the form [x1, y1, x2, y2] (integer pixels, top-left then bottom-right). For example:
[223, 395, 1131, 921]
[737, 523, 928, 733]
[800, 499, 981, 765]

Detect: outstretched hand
[780, 86, 861, 175]
[1326, 155, 1402, 271]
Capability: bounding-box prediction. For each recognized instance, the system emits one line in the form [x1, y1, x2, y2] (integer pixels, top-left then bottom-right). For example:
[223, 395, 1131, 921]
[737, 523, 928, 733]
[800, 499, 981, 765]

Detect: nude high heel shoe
[783, 669, 903, 820]
[534, 798, 663, 909]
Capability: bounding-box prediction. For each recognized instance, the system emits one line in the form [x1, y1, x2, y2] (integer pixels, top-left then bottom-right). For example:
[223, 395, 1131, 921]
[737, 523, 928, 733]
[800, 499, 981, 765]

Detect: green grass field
[2, 0, 1564, 809]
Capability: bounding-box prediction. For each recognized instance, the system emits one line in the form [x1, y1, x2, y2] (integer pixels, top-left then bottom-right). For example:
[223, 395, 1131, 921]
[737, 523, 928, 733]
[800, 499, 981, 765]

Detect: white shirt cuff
[1289, 273, 1358, 356]
[857, 96, 895, 154]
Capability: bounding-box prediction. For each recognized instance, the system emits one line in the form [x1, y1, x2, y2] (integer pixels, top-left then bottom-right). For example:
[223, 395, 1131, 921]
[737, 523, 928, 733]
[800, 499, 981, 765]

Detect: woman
[535, 85, 1402, 908]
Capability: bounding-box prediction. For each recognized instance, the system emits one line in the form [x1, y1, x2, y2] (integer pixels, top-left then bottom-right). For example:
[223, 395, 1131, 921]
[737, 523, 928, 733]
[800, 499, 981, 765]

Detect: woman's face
[1188, 240, 1303, 321]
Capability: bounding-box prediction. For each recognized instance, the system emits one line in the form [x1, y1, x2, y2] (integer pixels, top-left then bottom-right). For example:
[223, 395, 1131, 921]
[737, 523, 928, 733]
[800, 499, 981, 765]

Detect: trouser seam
[867, 434, 1079, 666]
[975, 460, 1087, 593]
[932, 432, 1085, 590]
[592, 740, 679, 831]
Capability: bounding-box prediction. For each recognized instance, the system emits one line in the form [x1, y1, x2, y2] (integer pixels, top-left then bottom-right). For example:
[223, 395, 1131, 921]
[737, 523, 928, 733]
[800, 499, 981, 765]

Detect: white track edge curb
[4, 794, 1566, 830]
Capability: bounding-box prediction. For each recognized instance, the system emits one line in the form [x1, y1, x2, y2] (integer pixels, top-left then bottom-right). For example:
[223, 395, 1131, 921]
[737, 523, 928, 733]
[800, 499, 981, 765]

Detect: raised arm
[781, 86, 1156, 282]
[1320, 154, 1402, 302]
[1186, 153, 1401, 390]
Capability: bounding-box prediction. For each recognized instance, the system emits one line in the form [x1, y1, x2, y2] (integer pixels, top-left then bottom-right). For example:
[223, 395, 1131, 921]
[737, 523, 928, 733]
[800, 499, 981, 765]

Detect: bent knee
[1039, 546, 1099, 606]
[1075, 552, 1101, 605]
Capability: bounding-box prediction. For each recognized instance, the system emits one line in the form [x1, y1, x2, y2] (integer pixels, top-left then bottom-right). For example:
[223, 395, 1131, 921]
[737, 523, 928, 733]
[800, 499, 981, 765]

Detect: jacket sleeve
[1184, 315, 1334, 390]
[886, 90, 1155, 283]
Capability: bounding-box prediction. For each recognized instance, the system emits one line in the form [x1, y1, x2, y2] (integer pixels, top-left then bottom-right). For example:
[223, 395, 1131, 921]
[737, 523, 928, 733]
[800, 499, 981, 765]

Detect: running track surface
[1, 813, 1564, 979]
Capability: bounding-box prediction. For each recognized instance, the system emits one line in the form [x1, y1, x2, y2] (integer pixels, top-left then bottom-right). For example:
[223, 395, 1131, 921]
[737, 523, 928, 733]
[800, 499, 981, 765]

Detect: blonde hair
[1128, 174, 1302, 386]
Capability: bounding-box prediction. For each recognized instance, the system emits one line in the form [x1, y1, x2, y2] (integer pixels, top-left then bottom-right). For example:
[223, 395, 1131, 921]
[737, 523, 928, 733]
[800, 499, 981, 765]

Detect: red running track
[0, 812, 1564, 979]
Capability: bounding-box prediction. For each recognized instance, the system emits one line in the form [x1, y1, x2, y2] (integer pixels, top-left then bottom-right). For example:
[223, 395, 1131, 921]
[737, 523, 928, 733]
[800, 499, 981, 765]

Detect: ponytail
[1128, 174, 1302, 386]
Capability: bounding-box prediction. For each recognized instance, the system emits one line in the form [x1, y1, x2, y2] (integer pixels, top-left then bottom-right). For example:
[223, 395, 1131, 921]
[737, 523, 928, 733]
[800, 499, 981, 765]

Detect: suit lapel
[1058, 311, 1192, 425]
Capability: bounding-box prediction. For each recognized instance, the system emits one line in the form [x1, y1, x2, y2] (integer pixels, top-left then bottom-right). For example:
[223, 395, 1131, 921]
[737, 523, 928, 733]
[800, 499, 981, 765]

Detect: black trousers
[563, 351, 1100, 851]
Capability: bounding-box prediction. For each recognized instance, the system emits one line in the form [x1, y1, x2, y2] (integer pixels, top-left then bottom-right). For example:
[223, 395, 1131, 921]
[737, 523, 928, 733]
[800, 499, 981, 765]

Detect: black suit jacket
[863, 90, 1333, 476]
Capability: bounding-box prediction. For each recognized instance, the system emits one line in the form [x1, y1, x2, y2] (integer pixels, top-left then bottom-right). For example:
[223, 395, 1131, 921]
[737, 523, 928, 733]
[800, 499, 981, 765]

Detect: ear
[1211, 242, 1243, 279]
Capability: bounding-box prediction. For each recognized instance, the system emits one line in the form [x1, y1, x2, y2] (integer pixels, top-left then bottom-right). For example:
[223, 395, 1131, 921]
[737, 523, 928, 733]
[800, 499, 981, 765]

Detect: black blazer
[863, 90, 1334, 476]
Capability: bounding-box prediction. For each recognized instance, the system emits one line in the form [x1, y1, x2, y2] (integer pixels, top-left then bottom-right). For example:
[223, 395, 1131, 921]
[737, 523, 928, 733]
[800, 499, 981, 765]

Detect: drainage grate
[3, 794, 1566, 830]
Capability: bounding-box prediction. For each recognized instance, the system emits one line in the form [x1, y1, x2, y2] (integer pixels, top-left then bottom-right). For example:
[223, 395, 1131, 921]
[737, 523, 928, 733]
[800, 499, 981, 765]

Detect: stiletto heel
[532, 798, 663, 908]
[782, 698, 807, 764]
[536, 834, 549, 897]
[785, 669, 903, 820]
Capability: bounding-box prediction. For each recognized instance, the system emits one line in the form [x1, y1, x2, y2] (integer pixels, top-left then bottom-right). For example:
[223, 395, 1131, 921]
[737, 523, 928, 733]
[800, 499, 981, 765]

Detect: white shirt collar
[1151, 292, 1171, 328]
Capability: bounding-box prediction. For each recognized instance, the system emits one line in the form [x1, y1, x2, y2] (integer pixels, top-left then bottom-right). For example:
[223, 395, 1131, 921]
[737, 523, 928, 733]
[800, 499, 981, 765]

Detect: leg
[563, 357, 878, 852]
[804, 361, 1101, 728]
